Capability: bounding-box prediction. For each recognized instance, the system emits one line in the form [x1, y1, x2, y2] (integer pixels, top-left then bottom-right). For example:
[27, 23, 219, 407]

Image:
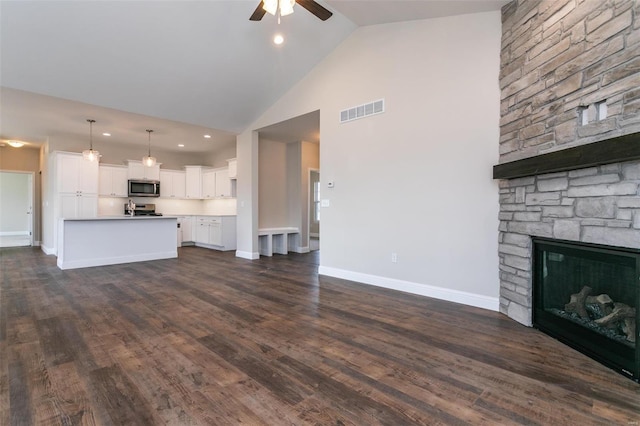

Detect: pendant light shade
[142, 129, 156, 167]
[82, 119, 100, 162]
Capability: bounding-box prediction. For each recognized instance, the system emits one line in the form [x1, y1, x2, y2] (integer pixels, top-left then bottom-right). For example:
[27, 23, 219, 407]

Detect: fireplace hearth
[533, 238, 639, 382]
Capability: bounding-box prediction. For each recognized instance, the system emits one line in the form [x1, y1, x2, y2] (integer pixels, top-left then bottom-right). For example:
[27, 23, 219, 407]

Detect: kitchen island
[57, 216, 178, 270]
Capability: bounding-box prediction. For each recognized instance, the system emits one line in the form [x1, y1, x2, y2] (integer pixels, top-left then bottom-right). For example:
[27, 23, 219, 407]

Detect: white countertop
[62, 215, 178, 221]
[168, 214, 237, 217]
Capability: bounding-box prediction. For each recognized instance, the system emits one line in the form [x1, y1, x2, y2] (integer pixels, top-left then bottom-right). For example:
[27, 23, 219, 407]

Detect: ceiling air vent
[340, 99, 385, 123]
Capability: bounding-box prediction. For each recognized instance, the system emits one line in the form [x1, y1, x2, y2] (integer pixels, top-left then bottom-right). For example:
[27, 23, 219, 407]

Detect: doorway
[0, 171, 33, 247]
[309, 169, 320, 251]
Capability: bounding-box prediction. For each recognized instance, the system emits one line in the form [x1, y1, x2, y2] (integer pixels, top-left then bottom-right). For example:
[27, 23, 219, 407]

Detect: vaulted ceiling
[0, 0, 508, 153]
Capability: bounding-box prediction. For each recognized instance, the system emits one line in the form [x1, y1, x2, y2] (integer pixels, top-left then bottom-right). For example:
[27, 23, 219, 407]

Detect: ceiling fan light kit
[263, 0, 295, 17]
[250, 0, 332, 22]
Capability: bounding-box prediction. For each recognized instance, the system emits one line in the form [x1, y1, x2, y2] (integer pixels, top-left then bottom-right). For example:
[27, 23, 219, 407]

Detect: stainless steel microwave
[128, 179, 160, 197]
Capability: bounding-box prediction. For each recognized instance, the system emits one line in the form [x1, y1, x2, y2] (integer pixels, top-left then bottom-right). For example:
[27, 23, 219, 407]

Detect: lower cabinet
[59, 194, 98, 218]
[181, 216, 194, 243]
[194, 216, 236, 251]
[177, 216, 194, 246]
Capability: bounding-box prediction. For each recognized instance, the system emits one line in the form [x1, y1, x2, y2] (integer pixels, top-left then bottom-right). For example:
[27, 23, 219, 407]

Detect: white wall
[237, 12, 502, 309]
[259, 139, 289, 228]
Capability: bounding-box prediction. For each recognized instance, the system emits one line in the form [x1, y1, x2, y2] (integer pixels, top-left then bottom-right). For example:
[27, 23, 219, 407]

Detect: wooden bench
[258, 227, 299, 256]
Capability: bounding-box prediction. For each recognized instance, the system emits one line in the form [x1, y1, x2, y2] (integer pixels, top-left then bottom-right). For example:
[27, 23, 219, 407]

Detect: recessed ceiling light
[178, 144, 185, 147]
[204, 134, 211, 139]
[274, 34, 284, 45]
[102, 132, 111, 137]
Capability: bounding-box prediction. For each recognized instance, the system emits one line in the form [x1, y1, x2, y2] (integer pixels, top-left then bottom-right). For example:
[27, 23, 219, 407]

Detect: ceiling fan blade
[296, 0, 333, 21]
[249, 1, 267, 21]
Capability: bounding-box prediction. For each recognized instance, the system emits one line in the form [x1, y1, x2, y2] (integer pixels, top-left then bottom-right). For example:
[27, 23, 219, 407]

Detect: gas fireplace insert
[533, 238, 639, 382]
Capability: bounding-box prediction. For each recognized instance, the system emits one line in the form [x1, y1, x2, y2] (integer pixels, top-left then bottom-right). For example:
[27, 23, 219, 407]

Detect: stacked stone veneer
[499, 161, 640, 324]
[498, 0, 640, 325]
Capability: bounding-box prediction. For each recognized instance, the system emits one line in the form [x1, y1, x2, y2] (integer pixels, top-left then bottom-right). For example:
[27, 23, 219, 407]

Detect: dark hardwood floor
[1, 246, 639, 425]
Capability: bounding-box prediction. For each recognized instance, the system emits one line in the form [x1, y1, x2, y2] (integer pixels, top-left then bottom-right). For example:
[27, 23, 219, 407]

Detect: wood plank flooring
[1, 246, 639, 425]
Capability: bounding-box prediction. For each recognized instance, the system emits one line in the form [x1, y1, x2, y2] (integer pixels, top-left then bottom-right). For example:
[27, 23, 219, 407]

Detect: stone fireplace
[496, 0, 640, 378]
[497, 153, 640, 326]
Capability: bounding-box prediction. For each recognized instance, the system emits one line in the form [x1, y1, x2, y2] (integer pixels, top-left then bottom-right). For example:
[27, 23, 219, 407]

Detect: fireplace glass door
[533, 238, 639, 382]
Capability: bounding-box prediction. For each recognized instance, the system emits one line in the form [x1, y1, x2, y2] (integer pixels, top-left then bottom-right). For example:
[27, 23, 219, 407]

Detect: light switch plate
[321, 199, 330, 207]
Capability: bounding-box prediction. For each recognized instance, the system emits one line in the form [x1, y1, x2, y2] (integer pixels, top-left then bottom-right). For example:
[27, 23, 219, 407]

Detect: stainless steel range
[124, 203, 163, 216]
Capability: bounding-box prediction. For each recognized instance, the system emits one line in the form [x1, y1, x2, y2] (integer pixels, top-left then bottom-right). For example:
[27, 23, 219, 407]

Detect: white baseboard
[293, 246, 310, 254]
[41, 245, 56, 255]
[236, 250, 259, 260]
[33, 240, 41, 247]
[318, 266, 499, 312]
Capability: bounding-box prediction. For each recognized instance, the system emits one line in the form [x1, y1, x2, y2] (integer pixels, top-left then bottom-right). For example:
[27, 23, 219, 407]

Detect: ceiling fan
[250, 0, 333, 22]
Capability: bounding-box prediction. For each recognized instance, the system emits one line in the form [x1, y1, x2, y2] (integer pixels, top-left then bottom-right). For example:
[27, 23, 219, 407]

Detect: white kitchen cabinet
[99, 165, 128, 197]
[194, 216, 236, 251]
[60, 193, 98, 218]
[202, 170, 216, 199]
[215, 168, 231, 198]
[185, 166, 207, 199]
[227, 158, 237, 179]
[48, 151, 99, 255]
[160, 170, 186, 198]
[196, 217, 221, 245]
[57, 152, 99, 195]
[176, 216, 194, 247]
[201, 167, 232, 198]
[128, 160, 160, 181]
[181, 216, 194, 243]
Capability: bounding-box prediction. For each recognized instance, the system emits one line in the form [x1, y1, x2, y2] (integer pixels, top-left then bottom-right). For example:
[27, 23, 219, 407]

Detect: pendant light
[82, 119, 100, 162]
[142, 129, 156, 167]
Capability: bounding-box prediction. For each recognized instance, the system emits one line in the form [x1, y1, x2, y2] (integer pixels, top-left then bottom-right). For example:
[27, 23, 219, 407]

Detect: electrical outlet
[391, 253, 398, 263]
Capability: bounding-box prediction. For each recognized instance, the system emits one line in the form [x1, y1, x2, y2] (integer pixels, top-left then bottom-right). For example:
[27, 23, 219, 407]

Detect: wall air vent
[340, 99, 385, 123]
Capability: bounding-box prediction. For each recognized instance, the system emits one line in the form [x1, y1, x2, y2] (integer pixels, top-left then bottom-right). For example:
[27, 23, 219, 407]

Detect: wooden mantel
[493, 132, 640, 180]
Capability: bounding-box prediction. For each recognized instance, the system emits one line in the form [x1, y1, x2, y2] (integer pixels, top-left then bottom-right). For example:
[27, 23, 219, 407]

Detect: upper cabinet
[227, 158, 237, 179]
[201, 168, 232, 198]
[185, 166, 206, 199]
[127, 160, 160, 181]
[202, 169, 216, 199]
[99, 165, 128, 197]
[56, 152, 99, 195]
[160, 170, 186, 198]
[215, 168, 231, 198]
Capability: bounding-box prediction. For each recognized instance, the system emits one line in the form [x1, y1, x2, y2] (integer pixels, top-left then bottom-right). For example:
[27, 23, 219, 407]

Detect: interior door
[0, 171, 33, 247]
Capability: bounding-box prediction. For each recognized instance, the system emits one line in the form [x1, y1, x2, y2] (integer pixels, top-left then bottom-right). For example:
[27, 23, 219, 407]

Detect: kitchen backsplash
[98, 197, 237, 216]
